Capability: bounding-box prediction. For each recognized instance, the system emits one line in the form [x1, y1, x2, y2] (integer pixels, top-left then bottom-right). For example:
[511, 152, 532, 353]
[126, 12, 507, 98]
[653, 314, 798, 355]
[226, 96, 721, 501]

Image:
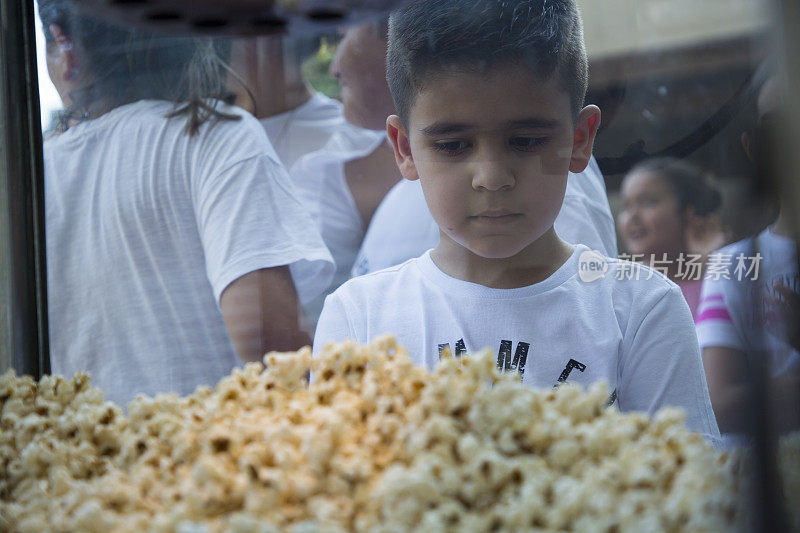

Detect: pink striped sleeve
[695, 306, 733, 325]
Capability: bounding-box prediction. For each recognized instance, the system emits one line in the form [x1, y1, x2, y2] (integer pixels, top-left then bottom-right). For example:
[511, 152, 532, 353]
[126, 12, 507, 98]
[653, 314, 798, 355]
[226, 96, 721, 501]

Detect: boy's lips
[474, 209, 519, 217]
[471, 210, 523, 224]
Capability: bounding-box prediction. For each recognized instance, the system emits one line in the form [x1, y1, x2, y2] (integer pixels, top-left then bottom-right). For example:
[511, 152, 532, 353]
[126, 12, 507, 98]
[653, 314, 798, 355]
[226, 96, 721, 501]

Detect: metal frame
[0, 0, 50, 378]
[753, 0, 800, 529]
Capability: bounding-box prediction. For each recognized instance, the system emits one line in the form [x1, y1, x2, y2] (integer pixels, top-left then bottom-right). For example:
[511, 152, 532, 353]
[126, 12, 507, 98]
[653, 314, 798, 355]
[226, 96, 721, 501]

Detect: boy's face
[387, 63, 599, 260]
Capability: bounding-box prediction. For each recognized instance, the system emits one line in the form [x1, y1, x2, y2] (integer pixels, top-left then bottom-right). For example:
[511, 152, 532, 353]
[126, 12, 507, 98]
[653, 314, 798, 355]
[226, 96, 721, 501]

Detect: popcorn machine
[0, 0, 798, 530]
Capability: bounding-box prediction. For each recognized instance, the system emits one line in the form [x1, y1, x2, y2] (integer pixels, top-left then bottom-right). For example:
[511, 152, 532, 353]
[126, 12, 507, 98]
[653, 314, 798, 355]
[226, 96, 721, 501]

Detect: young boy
[314, 0, 720, 441]
[331, 19, 617, 277]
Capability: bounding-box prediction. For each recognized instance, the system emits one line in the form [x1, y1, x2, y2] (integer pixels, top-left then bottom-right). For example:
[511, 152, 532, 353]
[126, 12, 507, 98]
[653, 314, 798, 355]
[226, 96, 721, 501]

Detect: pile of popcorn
[0, 337, 795, 532]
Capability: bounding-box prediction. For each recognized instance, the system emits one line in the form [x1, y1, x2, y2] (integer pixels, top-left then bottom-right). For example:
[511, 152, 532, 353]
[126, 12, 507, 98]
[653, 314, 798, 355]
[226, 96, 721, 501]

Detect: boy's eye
[433, 140, 470, 155]
[509, 136, 546, 151]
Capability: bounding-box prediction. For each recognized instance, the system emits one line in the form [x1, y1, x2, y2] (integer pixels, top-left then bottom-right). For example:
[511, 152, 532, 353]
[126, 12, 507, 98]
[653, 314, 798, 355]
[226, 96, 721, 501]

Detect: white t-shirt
[351, 156, 618, 276]
[261, 93, 386, 325]
[316, 245, 720, 441]
[45, 99, 334, 406]
[696, 228, 800, 377]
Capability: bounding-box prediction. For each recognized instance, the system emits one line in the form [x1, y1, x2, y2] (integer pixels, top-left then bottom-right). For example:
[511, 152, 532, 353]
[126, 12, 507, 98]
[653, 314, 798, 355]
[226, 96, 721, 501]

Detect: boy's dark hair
[38, 0, 237, 135]
[629, 157, 722, 216]
[387, 0, 588, 127]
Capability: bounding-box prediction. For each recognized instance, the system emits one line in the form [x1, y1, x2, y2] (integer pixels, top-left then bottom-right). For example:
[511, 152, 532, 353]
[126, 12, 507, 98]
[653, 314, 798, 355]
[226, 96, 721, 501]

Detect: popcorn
[1, 337, 798, 532]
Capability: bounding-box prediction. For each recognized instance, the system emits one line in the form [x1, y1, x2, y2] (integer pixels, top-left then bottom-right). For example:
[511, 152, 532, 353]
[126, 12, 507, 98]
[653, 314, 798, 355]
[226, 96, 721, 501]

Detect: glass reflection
[14, 0, 800, 527]
[32, 0, 797, 478]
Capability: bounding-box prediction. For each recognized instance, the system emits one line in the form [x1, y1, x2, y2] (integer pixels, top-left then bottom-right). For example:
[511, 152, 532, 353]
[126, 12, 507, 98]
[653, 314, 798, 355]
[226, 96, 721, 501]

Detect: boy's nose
[471, 159, 516, 191]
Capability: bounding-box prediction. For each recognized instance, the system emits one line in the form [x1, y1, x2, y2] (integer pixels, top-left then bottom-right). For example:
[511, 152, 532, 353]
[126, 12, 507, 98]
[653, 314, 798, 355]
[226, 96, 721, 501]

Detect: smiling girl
[618, 157, 729, 318]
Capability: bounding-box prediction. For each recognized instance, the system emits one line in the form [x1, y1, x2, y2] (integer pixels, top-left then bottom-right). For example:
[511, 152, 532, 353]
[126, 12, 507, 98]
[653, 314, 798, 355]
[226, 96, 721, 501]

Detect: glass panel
[3, 0, 798, 529]
[30, 0, 794, 434]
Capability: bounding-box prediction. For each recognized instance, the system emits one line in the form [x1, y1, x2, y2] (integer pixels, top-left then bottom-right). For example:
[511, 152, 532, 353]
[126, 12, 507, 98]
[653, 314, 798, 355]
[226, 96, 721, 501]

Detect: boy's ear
[569, 105, 601, 173]
[48, 24, 77, 82]
[386, 115, 419, 181]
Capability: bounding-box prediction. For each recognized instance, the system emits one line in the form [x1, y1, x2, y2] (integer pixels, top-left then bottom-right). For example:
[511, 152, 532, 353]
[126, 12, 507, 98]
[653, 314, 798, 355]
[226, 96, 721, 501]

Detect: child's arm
[220, 267, 311, 363]
[695, 273, 751, 433]
[619, 284, 721, 441]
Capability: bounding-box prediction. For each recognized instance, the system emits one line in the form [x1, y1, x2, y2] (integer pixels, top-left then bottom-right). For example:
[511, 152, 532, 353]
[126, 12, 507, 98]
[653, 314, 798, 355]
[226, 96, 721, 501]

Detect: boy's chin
[464, 240, 532, 260]
[443, 230, 553, 261]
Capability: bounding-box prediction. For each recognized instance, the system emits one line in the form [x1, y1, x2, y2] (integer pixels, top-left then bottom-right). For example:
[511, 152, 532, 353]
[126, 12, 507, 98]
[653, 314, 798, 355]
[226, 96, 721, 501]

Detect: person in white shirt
[315, 0, 719, 443]
[40, 0, 333, 406]
[230, 35, 401, 327]
[329, 20, 617, 277]
[697, 76, 800, 435]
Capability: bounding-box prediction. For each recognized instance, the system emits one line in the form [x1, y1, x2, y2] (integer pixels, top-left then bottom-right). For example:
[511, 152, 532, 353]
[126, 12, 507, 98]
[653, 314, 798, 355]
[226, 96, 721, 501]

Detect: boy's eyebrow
[419, 123, 475, 136]
[419, 117, 561, 136]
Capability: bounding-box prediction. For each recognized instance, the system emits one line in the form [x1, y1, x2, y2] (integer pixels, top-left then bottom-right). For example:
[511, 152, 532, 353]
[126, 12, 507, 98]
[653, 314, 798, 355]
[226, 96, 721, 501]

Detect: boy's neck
[430, 228, 575, 289]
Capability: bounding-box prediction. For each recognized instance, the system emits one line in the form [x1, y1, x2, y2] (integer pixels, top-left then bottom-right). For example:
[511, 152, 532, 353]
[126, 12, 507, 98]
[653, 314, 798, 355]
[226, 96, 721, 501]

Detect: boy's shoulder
[577, 250, 683, 321]
[585, 253, 689, 333]
[335, 255, 424, 298]
[578, 248, 676, 293]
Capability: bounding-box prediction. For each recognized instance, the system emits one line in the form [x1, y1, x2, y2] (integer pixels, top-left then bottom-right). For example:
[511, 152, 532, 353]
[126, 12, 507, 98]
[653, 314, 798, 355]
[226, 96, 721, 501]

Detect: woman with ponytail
[618, 157, 729, 319]
[39, 0, 333, 406]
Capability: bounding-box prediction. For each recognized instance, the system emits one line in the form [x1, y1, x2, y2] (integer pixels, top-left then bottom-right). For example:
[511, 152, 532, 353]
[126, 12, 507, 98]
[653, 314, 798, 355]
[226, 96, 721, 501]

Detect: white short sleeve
[619, 284, 720, 439]
[194, 152, 334, 305]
